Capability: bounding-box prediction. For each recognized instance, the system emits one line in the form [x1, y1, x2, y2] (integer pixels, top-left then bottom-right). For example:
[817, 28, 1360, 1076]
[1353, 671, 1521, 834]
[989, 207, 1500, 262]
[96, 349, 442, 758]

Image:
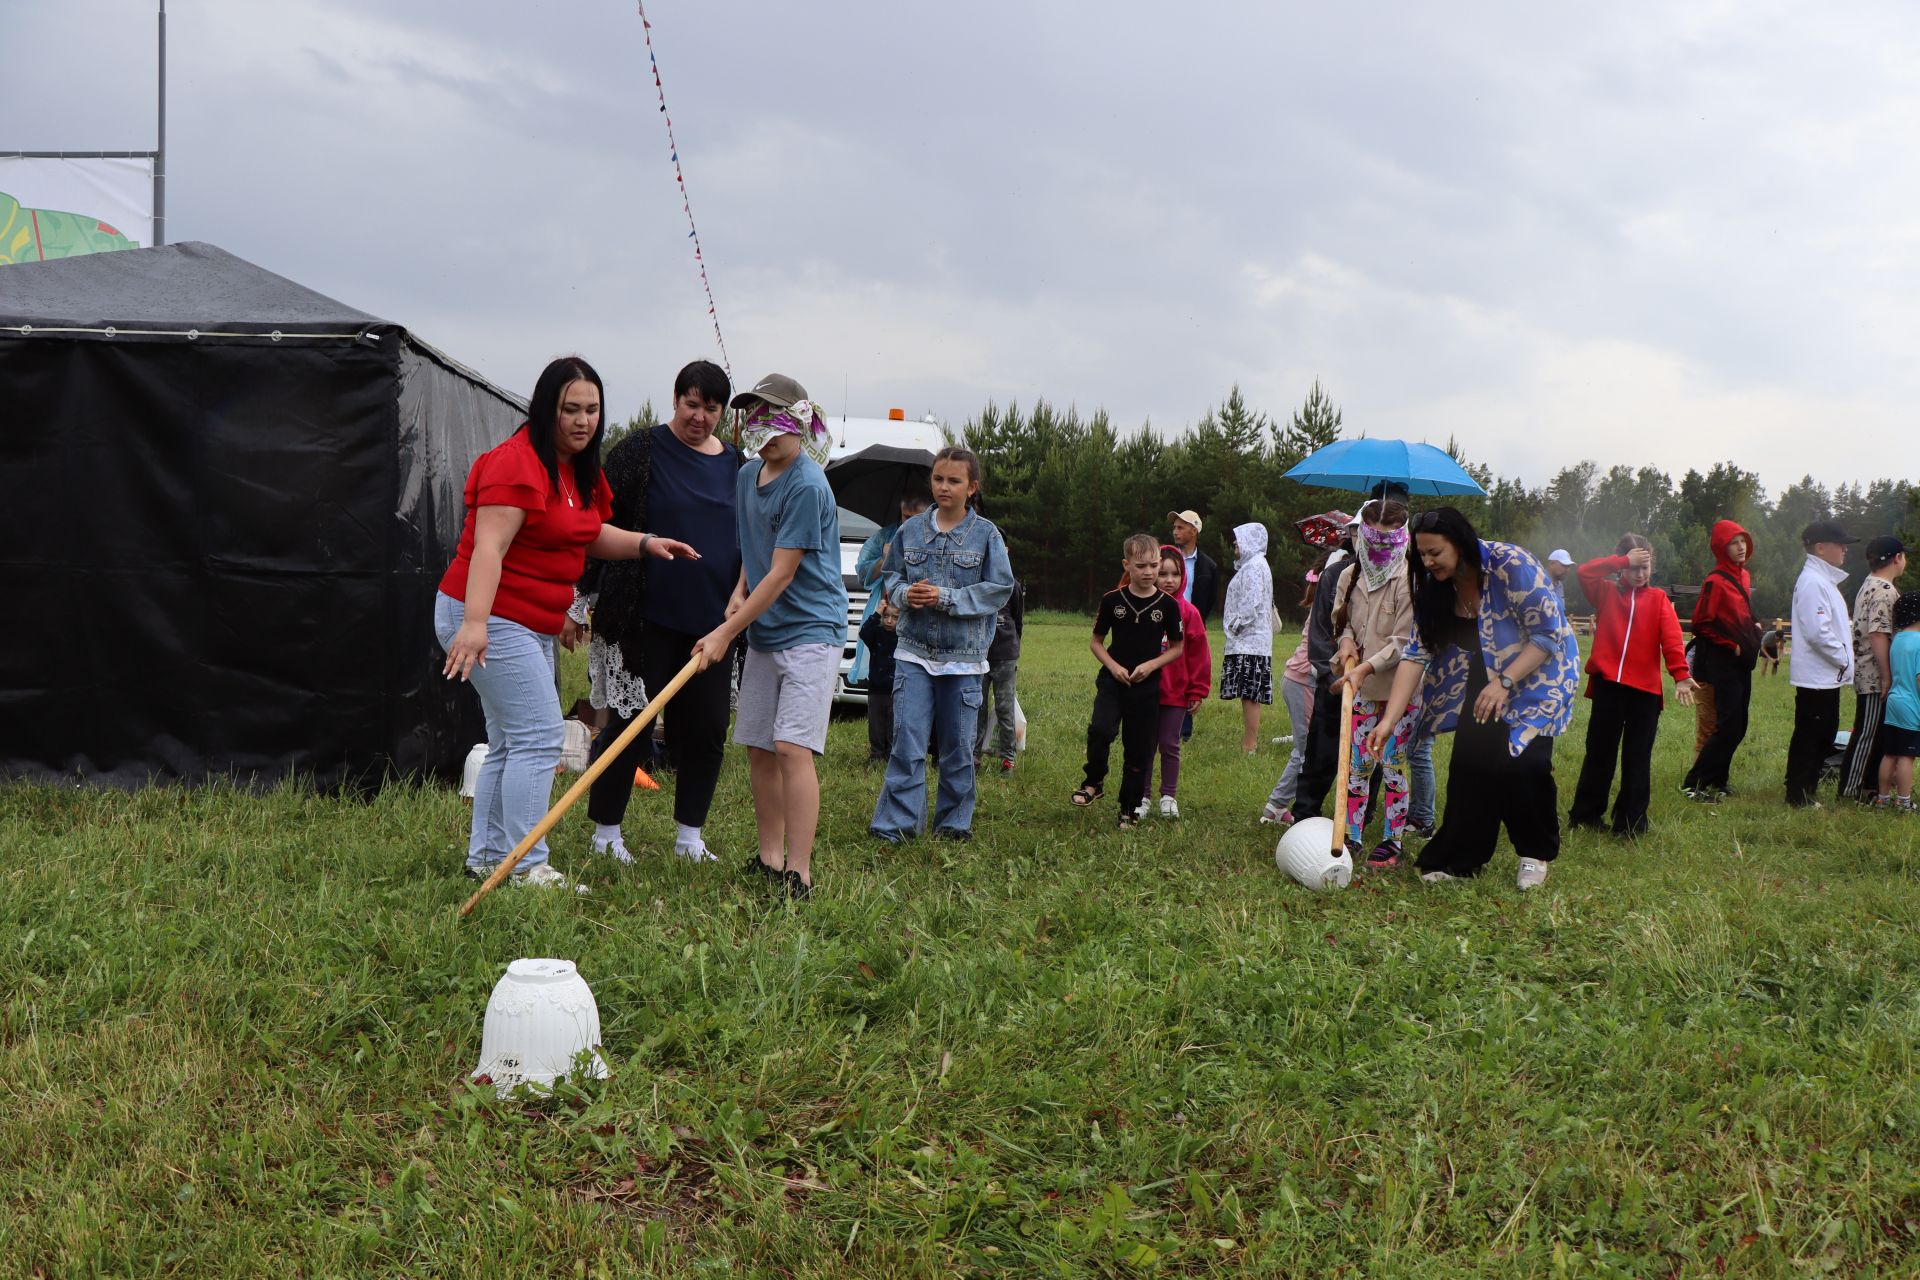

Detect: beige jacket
[1332, 561, 1416, 702]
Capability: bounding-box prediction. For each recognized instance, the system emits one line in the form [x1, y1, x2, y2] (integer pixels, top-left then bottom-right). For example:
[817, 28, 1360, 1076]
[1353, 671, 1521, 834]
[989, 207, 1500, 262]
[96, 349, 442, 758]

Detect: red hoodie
[1578, 555, 1690, 701]
[1688, 519, 1757, 656]
[1151, 545, 1212, 707]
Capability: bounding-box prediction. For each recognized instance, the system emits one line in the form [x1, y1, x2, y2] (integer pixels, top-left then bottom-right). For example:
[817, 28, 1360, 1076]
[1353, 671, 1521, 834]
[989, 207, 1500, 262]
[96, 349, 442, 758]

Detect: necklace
[558, 471, 579, 508]
[1116, 589, 1160, 624]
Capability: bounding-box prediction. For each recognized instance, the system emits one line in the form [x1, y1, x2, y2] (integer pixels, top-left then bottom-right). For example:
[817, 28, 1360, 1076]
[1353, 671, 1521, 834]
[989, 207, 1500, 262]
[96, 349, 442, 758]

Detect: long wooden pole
[459, 654, 703, 917]
[1331, 658, 1357, 855]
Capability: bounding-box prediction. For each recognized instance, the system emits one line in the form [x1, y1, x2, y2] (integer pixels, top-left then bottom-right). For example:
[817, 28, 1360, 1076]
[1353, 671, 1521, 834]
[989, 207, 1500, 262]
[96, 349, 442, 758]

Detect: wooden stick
[1331, 658, 1357, 855]
[460, 654, 704, 917]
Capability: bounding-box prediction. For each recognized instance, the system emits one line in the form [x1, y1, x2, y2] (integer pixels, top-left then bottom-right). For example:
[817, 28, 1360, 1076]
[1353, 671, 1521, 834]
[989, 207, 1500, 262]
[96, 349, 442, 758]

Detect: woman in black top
[571, 361, 741, 864]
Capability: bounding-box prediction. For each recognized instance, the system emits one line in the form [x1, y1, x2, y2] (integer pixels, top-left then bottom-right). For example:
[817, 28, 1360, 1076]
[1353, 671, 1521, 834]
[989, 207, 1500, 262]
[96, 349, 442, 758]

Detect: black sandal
[1070, 784, 1104, 807]
[745, 854, 782, 879]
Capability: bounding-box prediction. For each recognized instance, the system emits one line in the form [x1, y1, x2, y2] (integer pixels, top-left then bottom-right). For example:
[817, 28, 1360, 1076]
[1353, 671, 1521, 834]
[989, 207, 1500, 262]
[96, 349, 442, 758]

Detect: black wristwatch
[1496, 672, 1515, 692]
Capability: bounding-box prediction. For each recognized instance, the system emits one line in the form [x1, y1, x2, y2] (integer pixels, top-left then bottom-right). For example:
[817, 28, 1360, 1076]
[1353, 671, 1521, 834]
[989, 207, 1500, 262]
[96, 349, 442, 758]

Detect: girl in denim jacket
[869, 448, 1016, 844]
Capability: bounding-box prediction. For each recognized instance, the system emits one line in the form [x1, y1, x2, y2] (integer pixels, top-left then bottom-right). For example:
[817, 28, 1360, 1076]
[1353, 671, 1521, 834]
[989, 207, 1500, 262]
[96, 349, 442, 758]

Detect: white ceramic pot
[459, 743, 489, 799]
[473, 959, 609, 1089]
[1275, 816, 1353, 892]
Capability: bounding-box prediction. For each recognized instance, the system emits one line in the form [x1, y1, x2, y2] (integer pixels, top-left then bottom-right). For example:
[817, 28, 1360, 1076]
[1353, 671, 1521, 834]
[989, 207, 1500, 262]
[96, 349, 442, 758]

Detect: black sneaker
[932, 827, 973, 842]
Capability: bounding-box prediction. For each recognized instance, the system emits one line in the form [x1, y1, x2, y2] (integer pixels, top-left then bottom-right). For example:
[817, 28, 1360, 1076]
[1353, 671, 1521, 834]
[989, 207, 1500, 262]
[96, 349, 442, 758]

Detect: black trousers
[1418, 723, 1559, 876]
[1838, 692, 1886, 801]
[1083, 671, 1161, 815]
[1568, 678, 1663, 835]
[586, 624, 734, 829]
[1293, 671, 1344, 820]
[1683, 643, 1750, 792]
[1784, 685, 1842, 806]
[866, 681, 896, 761]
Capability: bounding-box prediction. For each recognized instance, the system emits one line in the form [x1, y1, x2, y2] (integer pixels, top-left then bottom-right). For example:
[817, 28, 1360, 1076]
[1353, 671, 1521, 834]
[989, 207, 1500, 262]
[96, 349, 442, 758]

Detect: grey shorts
[732, 643, 839, 755]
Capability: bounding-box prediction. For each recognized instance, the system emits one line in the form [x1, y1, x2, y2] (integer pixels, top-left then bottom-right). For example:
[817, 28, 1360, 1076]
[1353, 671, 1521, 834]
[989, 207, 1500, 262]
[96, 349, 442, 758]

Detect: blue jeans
[1408, 732, 1436, 828]
[435, 592, 562, 873]
[871, 662, 982, 840]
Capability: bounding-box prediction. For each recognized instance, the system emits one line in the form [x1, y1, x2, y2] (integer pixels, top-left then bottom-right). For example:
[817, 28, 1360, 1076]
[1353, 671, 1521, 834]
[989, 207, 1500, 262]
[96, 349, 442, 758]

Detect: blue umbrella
[1283, 438, 1486, 497]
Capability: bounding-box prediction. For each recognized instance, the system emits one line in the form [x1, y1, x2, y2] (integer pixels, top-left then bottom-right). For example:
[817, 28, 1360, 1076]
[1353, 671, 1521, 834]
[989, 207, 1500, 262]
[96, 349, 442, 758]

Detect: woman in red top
[1567, 535, 1699, 836]
[434, 356, 696, 887]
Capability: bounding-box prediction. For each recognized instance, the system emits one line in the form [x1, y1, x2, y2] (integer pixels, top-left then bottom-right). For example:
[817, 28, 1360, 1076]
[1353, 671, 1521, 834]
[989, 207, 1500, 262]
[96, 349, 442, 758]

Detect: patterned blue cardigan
[1403, 540, 1580, 756]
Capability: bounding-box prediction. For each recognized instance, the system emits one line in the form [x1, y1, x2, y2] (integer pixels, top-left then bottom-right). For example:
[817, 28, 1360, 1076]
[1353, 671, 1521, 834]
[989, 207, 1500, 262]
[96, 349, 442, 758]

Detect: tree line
[958, 383, 1919, 623]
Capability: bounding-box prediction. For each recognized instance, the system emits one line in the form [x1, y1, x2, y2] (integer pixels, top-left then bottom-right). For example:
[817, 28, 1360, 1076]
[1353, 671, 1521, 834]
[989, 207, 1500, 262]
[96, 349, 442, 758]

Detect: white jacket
[1223, 522, 1274, 658]
[1789, 554, 1854, 689]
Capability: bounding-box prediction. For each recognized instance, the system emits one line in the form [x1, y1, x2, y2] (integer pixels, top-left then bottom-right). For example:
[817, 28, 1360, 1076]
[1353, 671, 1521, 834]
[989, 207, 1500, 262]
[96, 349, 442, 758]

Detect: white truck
[827, 411, 948, 705]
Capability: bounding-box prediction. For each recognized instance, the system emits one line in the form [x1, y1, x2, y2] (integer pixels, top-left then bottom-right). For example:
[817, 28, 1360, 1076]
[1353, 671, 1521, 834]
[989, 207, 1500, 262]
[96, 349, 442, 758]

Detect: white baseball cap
[1547, 548, 1575, 566]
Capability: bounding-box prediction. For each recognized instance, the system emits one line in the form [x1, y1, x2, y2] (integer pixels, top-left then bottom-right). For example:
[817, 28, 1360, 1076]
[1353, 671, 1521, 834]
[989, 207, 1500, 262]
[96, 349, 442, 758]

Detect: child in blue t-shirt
[692, 375, 847, 898]
[1874, 591, 1920, 812]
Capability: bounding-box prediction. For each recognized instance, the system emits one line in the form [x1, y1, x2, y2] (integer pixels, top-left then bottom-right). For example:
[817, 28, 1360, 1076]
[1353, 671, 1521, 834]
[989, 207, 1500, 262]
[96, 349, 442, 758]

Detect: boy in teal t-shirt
[692, 375, 847, 898]
[1876, 591, 1920, 811]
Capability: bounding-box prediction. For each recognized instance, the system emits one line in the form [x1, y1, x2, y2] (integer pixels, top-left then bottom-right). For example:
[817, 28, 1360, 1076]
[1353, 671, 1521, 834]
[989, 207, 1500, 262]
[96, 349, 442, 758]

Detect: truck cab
[828, 411, 948, 705]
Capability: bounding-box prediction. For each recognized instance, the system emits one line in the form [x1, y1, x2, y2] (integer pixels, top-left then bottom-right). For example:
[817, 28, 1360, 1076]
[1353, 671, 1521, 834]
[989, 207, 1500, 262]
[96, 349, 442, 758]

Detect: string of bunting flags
[636, 0, 730, 376]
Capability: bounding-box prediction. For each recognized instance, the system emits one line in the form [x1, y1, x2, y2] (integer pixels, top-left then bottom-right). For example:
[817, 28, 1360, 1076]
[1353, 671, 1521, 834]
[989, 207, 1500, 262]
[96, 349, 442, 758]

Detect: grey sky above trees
[9, 0, 1914, 489]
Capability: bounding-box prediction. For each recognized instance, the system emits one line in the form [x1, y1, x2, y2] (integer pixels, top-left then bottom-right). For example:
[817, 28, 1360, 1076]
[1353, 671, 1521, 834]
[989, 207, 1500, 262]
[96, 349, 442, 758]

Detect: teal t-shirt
[735, 455, 848, 652]
[1886, 629, 1920, 731]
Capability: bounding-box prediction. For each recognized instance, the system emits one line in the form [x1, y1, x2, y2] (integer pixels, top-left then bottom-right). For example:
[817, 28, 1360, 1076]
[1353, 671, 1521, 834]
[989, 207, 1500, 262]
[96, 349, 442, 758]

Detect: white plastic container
[1276, 817, 1353, 892]
[459, 743, 489, 799]
[473, 959, 609, 1089]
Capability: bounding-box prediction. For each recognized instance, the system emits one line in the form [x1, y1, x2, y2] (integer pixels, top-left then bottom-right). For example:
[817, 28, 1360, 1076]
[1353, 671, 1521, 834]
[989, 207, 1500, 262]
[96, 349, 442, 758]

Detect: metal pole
[154, 0, 166, 246]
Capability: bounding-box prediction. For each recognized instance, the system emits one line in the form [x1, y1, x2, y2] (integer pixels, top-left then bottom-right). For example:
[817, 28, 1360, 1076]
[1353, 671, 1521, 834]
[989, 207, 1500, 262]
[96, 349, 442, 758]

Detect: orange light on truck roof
[887, 408, 905, 421]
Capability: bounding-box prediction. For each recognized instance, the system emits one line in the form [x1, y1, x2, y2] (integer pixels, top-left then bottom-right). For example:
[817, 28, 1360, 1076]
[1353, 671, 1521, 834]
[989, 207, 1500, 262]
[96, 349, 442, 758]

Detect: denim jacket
[883, 508, 1015, 664]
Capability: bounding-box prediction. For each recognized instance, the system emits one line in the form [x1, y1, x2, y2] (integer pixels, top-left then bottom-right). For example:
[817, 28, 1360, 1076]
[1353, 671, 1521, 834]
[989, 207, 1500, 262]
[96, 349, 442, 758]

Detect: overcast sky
[6, 1, 1914, 491]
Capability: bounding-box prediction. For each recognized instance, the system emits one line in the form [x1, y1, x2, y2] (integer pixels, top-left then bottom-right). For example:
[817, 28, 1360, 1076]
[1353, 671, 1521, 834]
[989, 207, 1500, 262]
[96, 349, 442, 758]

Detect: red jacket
[1154, 544, 1213, 707]
[1688, 519, 1757, 656]
[1578, 555, 1690, 701]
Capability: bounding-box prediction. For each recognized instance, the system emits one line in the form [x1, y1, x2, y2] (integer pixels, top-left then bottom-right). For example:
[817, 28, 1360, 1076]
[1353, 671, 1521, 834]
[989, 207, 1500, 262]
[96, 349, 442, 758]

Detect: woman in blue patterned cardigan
[1366, 507, 1580, 890]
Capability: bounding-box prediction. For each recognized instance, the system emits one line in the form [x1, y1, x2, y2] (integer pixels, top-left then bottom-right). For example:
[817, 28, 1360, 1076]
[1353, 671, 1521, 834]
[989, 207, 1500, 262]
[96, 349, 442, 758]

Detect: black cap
[1801, 519, 1859, 549]
[1865, 534, 1912, 567]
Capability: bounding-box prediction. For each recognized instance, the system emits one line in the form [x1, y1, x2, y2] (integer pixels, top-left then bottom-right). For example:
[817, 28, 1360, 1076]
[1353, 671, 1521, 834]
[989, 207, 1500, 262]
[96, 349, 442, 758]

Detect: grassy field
[4, 610, 1918, 1278]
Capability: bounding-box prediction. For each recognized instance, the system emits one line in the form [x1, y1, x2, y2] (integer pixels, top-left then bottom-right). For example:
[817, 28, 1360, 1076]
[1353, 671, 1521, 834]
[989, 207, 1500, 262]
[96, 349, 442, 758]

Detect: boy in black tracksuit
[861, 602, 900, 764]
[1075, 535, 1185, 828]
[975, 578, 1026, 769]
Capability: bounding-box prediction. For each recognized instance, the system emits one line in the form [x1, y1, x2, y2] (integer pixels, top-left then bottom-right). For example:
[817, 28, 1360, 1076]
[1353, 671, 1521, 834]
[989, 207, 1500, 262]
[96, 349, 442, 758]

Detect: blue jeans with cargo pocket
[871, 661, 983, 841]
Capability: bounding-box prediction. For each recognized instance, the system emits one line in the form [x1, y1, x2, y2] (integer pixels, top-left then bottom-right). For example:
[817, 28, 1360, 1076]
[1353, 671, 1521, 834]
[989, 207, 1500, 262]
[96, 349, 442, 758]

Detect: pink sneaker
[1364, 840, 1402, 870]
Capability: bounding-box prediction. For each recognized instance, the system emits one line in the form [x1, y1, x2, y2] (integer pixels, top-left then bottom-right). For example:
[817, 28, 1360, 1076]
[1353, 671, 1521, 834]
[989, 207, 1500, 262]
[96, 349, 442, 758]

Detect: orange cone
[633, 766, 660, 791]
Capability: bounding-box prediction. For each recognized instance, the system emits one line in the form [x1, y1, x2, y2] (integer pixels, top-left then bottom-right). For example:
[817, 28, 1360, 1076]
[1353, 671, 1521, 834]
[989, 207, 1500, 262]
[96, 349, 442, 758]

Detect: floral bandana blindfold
[1355, 521, 1410, 592]
[740, 400, 832, 467]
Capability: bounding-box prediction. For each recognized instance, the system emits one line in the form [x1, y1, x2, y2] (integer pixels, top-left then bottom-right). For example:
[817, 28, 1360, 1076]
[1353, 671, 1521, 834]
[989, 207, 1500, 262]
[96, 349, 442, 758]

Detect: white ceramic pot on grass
[473, 959, 608, 1089]
[1276, 816, 1353, 891]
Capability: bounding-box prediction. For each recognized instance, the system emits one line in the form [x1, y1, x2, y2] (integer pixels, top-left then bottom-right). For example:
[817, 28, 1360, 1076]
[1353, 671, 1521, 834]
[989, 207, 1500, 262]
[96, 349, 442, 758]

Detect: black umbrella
[824, 444, 937, 524]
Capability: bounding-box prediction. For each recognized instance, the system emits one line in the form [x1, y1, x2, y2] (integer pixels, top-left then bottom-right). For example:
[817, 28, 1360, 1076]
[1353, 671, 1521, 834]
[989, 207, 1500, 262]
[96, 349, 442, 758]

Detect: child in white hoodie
[1219, 522, 1274, 753]
[1784, 519, 1859, 809]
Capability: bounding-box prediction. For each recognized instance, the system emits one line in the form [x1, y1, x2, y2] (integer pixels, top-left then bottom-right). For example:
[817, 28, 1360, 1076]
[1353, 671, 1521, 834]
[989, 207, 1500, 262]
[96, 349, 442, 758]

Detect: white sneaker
[513, 863, 585, 894]
[1420, 870, 1456, 884]
[1516, 858, 1548, 891]
[1135, 797, 1151, 820]
[674, 841, 717, 864]
[592, 837, 634, 865]
[1159, 796, 1179, 819]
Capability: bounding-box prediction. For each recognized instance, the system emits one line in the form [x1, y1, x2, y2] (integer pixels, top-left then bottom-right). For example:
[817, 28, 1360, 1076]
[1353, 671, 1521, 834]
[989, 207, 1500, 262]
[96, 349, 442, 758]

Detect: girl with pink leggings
[1330, 499, 1419, 868]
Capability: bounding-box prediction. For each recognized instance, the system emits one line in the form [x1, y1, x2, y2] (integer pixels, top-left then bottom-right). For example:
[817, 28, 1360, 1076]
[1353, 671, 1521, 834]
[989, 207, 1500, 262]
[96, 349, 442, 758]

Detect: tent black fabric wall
[0, 242, 523, 791]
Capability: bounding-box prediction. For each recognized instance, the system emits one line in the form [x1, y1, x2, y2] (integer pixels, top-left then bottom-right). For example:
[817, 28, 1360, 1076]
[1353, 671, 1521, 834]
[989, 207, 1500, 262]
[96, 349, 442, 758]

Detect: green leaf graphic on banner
[0, 190, 139, 265]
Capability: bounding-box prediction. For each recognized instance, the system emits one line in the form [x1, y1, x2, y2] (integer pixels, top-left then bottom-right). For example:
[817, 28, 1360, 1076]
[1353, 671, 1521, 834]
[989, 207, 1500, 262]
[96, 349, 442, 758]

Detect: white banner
[0, 156, 153, 262]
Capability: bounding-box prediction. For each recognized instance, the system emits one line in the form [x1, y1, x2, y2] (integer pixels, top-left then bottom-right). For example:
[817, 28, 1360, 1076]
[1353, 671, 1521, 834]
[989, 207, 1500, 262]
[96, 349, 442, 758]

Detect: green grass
[4, 610, 1919, 1277]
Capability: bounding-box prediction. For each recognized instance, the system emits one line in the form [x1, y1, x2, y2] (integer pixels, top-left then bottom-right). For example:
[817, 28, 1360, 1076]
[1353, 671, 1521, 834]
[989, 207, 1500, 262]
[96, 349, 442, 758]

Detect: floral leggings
[1347, 696, 1419, 847]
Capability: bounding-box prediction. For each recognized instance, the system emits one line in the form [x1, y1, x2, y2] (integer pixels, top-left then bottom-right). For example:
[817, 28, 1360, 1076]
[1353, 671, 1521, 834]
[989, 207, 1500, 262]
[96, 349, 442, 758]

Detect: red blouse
[438, 427, 614, 635]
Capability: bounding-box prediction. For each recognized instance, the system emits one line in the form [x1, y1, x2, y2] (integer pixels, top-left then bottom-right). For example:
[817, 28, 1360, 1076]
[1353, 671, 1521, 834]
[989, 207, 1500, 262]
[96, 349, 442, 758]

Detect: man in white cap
[1545, 549, 1575, 603]
[1167, 509, 1219, 621]
[1168, 509, 1218, 742]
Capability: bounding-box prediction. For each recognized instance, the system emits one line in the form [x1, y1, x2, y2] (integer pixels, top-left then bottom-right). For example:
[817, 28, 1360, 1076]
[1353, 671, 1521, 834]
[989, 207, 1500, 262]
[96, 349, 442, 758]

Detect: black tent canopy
[0, 242, 525, 790]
